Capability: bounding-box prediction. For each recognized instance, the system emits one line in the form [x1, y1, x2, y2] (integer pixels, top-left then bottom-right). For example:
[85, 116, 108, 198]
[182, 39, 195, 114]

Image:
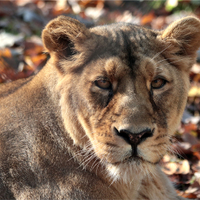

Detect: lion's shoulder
[0, 76, 33, 99]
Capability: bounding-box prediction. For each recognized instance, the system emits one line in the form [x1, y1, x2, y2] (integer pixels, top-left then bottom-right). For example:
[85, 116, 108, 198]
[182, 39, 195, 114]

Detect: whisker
[151, 44, 172, 61]
[80, 134, 88, 140]
[156, 58, 168, 65]
[90, 157, 100, 171]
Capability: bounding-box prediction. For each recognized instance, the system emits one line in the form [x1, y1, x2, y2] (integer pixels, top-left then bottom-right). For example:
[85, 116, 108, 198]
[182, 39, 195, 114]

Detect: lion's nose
[115, 128, 154, 146]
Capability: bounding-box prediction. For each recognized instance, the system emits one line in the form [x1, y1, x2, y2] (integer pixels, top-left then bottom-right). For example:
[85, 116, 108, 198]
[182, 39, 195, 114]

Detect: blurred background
[0, 0, 200, 199]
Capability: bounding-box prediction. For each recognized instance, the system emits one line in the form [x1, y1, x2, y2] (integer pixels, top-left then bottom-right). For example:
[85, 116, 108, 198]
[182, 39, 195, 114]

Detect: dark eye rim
[94, 79, 112, 90]
[151, 78, 167, 90]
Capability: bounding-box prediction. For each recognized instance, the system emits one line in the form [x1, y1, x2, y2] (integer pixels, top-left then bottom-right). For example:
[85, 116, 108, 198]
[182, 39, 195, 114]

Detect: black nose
[115, 128, 154, 146]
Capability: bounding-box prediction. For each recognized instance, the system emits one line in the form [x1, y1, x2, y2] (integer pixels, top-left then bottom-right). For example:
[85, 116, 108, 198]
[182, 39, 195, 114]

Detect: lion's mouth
[124, 155, 144, 163]
[111, 155, 157, 166]
[110, 154, 144, 165]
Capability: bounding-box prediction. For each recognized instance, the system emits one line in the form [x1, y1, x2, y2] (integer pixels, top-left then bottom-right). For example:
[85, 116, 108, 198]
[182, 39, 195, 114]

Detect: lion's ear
[159, 16, 200, 66]
[42, 16, 91, 56]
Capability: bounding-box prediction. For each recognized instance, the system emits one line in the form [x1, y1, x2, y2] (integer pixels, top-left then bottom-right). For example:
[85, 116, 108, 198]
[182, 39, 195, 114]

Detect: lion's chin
[123, 155, 144, 163]
[105, 156, 155, 185]
[123, 155, 158, 165]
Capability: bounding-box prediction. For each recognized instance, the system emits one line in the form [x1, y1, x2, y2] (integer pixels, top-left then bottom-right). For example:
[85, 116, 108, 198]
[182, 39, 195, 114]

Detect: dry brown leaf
[182, 132, 199, 145]
[141, 12, 155, 25]
[79, 0, 105, 8]
[193, 74, 200, 82]
[24, 42, 44, 56]
[193, 152, 200, 160]
[0, 48, 12, 58]
[181, 193, 197, 199]
[191, 143, 200, 152]
[31, 54, 47, 68]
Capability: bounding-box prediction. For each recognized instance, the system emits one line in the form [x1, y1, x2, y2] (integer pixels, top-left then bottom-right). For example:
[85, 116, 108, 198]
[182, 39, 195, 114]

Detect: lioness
[0, 15, 200, 200]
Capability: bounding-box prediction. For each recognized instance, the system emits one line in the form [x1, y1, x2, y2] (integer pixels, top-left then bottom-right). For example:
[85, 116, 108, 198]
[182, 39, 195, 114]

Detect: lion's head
[42, 16, 200, 183]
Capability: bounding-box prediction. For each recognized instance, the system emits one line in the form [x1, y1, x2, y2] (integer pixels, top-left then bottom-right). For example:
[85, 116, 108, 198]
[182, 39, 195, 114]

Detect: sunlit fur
[0, 16, 200, 199]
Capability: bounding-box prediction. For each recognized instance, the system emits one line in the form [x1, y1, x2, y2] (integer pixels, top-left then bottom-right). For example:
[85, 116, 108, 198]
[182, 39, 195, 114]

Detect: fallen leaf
[141, 12, 155, 25]
[188, 85, 200, 97]
[162, 162, 178, 175]
[182, 132, 199, 145]
[191, 143, 200, 152]
[24, 41, 44, 56]
[181, 193, 197, 199]
[193, 152, 200, 160]
[178, 160, 190, 175]
[192, 161, 200, 172]
[195, 172, 200, 185]
[0, 48, 12, 58]
[185, 187, 198, 194]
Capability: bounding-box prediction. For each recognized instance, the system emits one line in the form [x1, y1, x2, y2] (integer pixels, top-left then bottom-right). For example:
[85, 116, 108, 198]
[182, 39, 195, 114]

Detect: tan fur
[0, 16, 200, 199]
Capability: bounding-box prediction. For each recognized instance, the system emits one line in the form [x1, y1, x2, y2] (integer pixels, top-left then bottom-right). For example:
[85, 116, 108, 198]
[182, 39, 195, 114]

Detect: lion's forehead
[90, 23, 159, 60]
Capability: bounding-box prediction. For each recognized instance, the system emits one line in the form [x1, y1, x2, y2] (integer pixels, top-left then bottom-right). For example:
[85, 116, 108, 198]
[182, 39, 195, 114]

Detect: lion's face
[42, 16, 200, 183]
[72, 55, 188, 174]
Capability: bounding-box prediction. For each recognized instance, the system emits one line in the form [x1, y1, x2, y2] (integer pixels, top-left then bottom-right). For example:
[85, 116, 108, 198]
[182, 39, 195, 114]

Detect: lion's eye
[95, 80, 111, 90]
[151, 78, 166, 89]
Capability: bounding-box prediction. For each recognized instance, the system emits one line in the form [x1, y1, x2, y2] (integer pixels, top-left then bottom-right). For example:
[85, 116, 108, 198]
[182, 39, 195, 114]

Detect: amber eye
[95, 79, 112, 90]
[151, 78, 166, 89]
